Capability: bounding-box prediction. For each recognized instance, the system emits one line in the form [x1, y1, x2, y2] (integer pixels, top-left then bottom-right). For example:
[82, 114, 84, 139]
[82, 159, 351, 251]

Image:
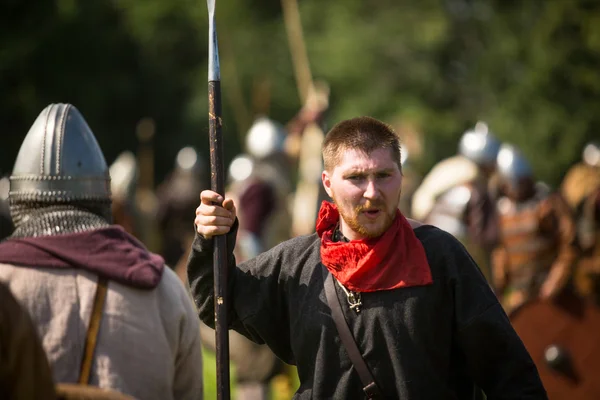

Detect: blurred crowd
[0, 83, 598, 399]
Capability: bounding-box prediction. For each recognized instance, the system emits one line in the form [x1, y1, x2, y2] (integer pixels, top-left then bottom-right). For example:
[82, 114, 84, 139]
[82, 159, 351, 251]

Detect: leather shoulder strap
[78, 277, 108, 385]
[322, 267, 382, 399]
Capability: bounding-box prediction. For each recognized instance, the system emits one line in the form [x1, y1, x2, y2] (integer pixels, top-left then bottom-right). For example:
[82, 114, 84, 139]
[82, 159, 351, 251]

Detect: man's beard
[333, 197, 395, 239]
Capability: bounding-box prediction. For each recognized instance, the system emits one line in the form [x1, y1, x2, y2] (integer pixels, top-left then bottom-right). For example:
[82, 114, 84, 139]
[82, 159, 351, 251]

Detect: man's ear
[322, 170, 333, 198]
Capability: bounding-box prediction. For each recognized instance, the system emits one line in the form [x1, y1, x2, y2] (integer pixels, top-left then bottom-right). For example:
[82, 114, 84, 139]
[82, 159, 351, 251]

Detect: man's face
[322, 147, 402, 240]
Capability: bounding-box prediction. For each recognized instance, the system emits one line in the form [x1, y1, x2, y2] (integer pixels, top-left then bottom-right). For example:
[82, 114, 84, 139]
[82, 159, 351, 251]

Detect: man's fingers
[195, 213, 233, 238]
[196, 224, 231, 239]
[200, 190, 223, 205]
[196, 203, 233, 219]
[222, 198, 237, 219]
[196, 190, 237, 239]
[195, 214, 234, 228]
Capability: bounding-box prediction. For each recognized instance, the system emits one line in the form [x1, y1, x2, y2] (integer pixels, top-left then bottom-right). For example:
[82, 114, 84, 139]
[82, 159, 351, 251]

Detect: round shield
[510, 291, 600, 399]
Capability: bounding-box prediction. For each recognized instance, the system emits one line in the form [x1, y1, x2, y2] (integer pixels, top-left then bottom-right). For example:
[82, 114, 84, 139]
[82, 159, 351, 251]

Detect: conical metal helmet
[109, 151, 137, 203]
[175, 146, 205, 175]
[245, 116, 286, 160]
[228, 154, 255, 183]
[496, 143, 533, 183]
[458, 122, 501, 167]
[10, 103, 111, 203]
[583, 141, 600, 167]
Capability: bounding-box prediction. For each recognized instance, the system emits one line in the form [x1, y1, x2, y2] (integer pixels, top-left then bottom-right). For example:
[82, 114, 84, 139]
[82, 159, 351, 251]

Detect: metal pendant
[346, 291, 362, 313]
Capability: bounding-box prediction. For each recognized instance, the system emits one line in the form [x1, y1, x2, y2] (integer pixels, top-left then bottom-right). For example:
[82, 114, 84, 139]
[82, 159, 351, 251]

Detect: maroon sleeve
[238, 180, 276, 237]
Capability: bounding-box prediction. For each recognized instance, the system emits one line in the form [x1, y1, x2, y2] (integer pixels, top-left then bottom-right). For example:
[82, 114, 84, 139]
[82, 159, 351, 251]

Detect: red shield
[510, 291, 600, 399]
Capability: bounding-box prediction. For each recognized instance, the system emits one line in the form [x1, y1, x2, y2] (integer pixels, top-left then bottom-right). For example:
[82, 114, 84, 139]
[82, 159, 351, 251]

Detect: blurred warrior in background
[230, 117, 293, 256]
[132, 118, 162, 253]
[0, 104, 203, 399]
[397, 149, 417, 217]
[411, 122, 501, 282]
[286, 83, 331, 236]
[108, 124, 163, 255]
[109, 151, 138, 236]
[156, 146, 209, 282]
[393, 121, 425, 218]
[561, 142, 600, 304]
[492, 144, 578, 314]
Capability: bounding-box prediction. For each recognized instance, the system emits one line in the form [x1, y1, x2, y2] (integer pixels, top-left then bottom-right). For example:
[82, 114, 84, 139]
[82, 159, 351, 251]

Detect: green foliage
[1, 0, 599, 187]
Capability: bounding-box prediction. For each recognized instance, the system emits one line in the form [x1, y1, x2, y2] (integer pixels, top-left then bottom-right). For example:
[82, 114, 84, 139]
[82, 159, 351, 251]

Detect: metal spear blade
[207, 0, 220, 81]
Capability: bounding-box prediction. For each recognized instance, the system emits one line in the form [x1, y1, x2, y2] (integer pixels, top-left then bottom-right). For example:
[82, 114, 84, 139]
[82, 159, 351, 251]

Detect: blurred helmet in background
[158, 146, 206, 206]
[400, 147, 409, 169]
[109, 151, 137, 204]
[228, 154, 255, 184]
[175, 146, 204, 175]
[583, 142, 600, 167]
[496, 143, 533, 185]
[245, 117, 286, 160]
[458, 121, 501, 167]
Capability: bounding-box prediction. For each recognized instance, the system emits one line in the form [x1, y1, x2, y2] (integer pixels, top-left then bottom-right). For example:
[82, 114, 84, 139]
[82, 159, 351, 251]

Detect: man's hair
[322, 116, 402, 171]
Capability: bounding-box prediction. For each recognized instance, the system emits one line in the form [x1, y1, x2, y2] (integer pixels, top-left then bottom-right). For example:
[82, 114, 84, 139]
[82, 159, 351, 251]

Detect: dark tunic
[187, 223, 547, 399]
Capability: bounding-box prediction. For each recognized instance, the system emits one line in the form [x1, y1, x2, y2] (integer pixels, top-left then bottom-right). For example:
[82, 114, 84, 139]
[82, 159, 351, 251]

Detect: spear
[207, 0, 230, 399]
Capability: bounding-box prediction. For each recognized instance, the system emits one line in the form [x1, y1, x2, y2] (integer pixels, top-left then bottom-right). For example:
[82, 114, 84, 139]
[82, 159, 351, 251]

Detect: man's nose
[363, 179, 379, 199]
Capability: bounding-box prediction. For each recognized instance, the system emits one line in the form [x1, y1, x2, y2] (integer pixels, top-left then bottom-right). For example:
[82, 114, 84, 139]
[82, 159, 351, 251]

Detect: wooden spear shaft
[207, 0, 230, 399]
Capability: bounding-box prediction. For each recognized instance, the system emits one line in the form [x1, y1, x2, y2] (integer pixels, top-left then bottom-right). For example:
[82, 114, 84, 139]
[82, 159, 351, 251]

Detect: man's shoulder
[155, 267, 190, 300]
[0, 262, 73, 287]
[251, 233, 321, 274]
[268, 233, 320, 254]
[413, 224, 460, 250]
[412, 224, 470, 275]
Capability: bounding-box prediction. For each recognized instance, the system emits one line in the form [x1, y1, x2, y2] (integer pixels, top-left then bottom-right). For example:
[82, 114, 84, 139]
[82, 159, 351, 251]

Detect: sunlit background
[2, 0, 600, 398]
[2, 0, 599, 186]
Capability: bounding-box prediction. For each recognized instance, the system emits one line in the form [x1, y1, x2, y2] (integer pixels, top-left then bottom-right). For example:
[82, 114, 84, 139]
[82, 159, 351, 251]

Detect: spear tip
[207, 0, 220, 81]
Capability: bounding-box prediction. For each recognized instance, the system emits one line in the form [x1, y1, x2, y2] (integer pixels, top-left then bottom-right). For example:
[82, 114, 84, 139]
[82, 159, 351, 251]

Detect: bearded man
[188, 117, 546, 399]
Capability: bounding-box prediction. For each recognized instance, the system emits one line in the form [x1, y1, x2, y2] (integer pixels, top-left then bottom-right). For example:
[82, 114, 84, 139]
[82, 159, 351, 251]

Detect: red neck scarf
[316, 201, 432, 292]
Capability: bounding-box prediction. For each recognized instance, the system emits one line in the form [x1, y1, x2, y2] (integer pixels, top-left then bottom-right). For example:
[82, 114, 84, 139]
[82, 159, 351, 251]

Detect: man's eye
[376, 173, 390, 179]
[347, 175, 362, 181]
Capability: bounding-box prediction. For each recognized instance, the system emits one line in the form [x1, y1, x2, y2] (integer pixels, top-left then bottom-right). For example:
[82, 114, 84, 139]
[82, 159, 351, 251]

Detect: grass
[202, 348, 299, 399]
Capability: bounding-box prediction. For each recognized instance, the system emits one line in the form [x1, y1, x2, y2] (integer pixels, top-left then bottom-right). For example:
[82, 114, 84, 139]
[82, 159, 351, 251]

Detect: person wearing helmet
[155, 146, 209, 281]
[492, 144, 578, 314]
[237, 116, 293, 254]
[412, 122, 501, 282]
[109, 151, 139, 236]
[0, 104, 203, 399]
[560, 141, 600, 304]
